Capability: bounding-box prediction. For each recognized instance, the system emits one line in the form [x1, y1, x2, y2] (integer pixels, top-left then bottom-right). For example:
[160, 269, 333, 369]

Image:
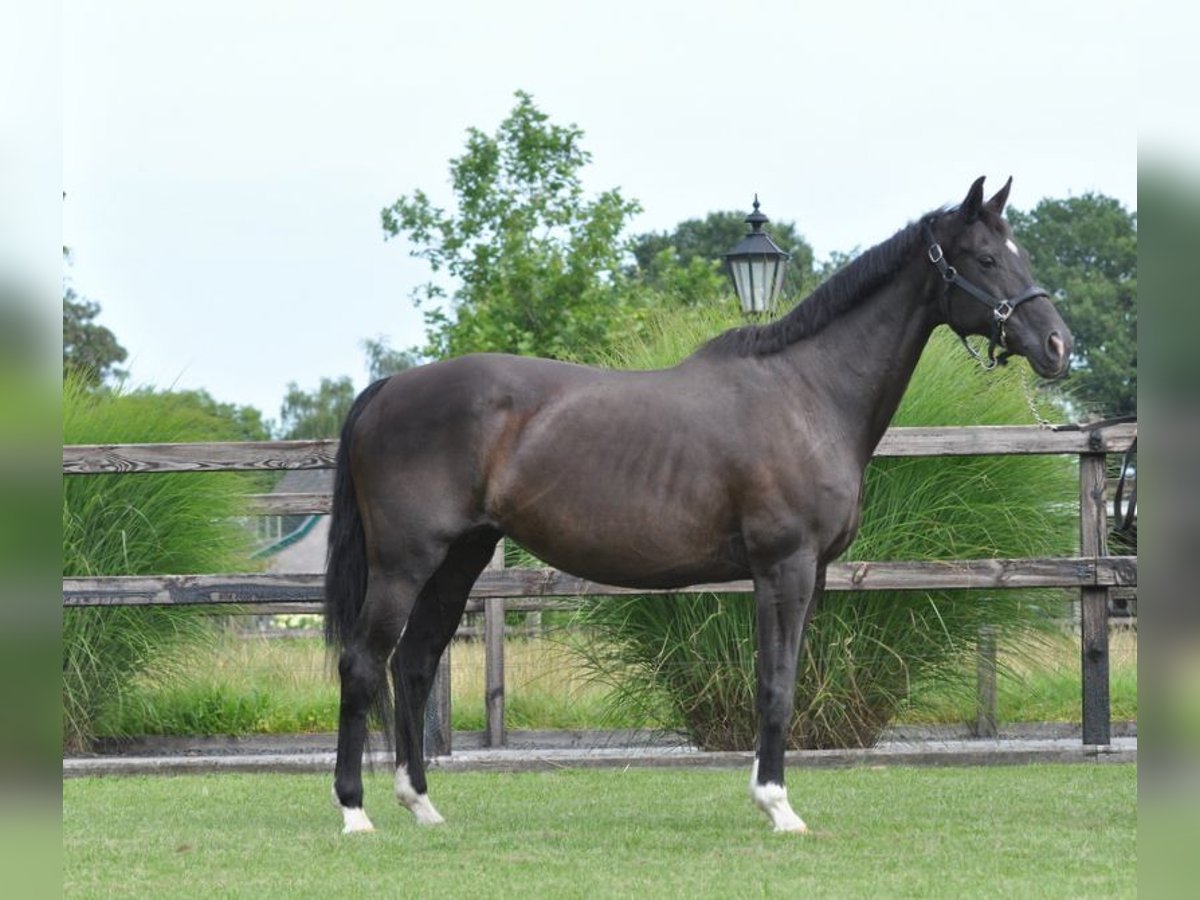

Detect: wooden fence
[63, 421, 1137, 754]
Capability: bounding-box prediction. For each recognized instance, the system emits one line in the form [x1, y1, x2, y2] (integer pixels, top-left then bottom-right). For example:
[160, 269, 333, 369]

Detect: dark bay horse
[326, 176, 1072, 833]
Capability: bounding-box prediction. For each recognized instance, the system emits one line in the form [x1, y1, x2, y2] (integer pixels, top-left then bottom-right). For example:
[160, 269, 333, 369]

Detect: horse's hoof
[413, 806, 445, 826]
[751, 778, 808, 833]
[396, 765, 446, 825]
[773, 817, 809, 834]
[340, 807, 375, 834]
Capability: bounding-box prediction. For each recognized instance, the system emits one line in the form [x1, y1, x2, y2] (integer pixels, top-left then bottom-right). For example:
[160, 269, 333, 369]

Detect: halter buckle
[994, 300, 1014, 322]
[927, 243, 944, 264]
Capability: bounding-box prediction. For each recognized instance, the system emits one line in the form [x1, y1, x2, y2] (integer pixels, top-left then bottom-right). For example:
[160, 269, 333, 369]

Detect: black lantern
[724, 196, 790, 315]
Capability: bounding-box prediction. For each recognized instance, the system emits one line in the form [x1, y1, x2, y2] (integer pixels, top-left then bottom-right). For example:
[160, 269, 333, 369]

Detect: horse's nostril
[1048, 333, 1065, 363]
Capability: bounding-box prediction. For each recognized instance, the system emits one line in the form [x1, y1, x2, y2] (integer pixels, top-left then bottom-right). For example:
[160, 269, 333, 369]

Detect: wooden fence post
[975, 624, 998, 738]
[424, 542, 507, 757]
[484, 541, 507, 748]
[424, 651, 452, 758]
[1079, 450, 1111, 745]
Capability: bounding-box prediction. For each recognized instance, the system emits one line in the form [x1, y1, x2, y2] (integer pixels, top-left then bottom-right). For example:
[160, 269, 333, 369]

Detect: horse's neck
[780, 268, 937, 461]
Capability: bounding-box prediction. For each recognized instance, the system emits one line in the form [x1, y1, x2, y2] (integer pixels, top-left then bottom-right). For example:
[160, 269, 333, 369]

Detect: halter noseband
[922, 222, 1049, 368]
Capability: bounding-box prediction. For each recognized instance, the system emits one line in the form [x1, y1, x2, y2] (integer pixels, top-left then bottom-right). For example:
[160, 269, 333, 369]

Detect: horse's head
[929, 176, 1073, 378]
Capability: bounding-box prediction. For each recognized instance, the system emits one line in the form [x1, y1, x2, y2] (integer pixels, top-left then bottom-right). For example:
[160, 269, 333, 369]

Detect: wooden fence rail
[62, 424, 1135, 475]
[63, 422, 1136, 755]
[62, 556, 1135, 608]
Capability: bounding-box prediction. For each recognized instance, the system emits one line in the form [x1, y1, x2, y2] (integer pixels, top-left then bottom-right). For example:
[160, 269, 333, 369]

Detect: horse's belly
[496, 503, 749, 590]
[514, 534, 749, 590]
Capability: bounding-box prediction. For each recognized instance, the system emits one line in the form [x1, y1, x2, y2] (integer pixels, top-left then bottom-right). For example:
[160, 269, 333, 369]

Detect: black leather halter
[922, 222, 1050, 368]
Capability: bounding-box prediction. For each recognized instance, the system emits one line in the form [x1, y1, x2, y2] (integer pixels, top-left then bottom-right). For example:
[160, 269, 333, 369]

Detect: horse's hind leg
[393, 529, 500, 825]
[333, 566, 434, 834]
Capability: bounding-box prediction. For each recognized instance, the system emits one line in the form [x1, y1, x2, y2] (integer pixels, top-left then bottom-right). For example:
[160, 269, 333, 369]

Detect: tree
[63, 288, 127, 385]
[279, 376, 355, 440]
[63, 245, 128, 385]
[361, 336, 418, 382]
[1007, 194, 1137, 417]
[381, 91, 643, 362]
[279, 340, 416, 440]
[165, 389, 271, 442]
[629, 210, 817, 306]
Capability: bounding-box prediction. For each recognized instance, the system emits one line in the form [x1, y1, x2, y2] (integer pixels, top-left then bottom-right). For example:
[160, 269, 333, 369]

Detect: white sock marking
[395, 765, 446, 825]
[341, 806, 375, 833]
[332, 783, 375, 833]
[749, 759, 808, 833]
[340, 806, 375, 834]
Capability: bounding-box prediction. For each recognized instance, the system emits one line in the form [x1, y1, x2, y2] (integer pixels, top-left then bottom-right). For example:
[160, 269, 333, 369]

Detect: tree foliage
[361, 336, 418, 382]
[63, 288, 127, 385]
[381, 91, 643, 362]
[166, 389, 271, 442]
[1007, 194, 1137, 417]
[274, 342, 415, 441]
[278, 376, 356, 440]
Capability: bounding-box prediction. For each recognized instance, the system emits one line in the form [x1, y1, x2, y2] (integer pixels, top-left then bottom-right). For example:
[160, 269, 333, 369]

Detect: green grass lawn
[64, 764, 1134, 898]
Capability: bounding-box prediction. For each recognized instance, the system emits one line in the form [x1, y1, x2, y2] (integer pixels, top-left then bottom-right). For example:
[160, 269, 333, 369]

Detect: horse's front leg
[750, 554, 823, 833]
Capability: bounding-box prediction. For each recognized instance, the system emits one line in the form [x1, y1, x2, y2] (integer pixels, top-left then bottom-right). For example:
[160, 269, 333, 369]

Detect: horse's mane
[700, 207, 957, 358]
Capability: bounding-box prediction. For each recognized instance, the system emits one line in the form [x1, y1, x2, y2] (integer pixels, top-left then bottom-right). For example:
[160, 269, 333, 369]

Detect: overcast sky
[62, 0, 1138, 423]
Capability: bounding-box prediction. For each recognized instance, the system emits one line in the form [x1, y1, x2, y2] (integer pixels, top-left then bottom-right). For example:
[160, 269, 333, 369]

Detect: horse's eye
[978, 254, 996, 268]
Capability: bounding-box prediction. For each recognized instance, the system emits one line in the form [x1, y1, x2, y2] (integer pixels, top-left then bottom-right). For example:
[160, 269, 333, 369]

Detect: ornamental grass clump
[574, 307, 1076, 750]
[62, 371, 260, 751]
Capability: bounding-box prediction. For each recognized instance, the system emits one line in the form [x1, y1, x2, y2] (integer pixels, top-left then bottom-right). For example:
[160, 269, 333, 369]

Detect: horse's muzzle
[1032, 329, 1072, 379]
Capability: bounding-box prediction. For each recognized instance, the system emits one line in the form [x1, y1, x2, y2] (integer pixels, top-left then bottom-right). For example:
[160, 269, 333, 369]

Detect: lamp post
[724, 195, 790, 316]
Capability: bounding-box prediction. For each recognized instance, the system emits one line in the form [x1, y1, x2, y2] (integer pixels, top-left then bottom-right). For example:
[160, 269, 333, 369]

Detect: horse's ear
[958, 176, 987, 224]
[986, 176, 1013, 215]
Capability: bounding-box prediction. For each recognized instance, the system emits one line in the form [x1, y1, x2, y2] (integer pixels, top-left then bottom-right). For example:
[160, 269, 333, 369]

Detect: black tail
[323, 377, 392, 651]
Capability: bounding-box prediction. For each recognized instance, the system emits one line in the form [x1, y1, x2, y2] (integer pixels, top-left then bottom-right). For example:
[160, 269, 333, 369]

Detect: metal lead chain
[959, 334, 997, 370]
[1022, 373, 1056, 429]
